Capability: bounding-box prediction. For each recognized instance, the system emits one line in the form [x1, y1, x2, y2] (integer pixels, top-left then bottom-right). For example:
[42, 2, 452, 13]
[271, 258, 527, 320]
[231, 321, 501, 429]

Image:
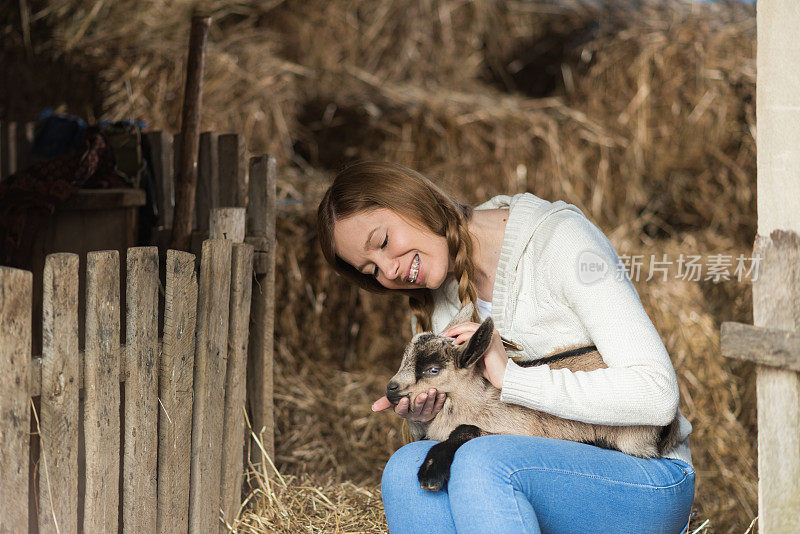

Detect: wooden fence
[0, 122, 277, 533]
[0, 239, 256, 533]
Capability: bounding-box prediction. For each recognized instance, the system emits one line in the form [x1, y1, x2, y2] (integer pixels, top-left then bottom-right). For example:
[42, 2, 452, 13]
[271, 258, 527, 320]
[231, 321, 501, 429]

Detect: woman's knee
[381, 440, 436, 497]
[448, 436, 510, 489]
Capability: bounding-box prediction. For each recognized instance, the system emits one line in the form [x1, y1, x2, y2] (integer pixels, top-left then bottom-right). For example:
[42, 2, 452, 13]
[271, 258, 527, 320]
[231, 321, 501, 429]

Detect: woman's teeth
[409, 254, 420, 283]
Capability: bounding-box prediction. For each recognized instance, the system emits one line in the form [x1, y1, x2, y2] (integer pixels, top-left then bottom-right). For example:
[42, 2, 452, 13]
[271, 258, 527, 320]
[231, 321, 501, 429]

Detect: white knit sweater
[425, 193, 692, 465]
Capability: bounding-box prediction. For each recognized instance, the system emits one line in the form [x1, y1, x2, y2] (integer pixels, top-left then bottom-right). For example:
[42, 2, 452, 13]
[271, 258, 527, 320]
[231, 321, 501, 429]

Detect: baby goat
[386, 306, 681, 491]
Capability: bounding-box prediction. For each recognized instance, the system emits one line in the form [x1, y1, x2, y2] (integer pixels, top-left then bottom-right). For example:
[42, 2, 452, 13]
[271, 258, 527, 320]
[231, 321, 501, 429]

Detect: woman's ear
[456, 317, 494, 369]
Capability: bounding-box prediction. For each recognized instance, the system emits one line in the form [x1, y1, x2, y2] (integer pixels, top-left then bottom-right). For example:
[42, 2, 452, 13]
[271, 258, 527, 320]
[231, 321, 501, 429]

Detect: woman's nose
[378, 256, 400, 280]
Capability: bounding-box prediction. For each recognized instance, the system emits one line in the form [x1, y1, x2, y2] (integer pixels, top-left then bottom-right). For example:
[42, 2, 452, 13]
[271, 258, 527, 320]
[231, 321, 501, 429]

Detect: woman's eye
[372, 265, 379, 278]
[380, 235, 388, 249]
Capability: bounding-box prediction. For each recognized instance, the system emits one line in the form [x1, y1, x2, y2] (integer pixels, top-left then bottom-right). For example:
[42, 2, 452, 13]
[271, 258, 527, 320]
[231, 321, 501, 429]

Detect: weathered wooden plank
[196, 131, 219, 232]
[721, 321, 800, 372]
[0, 266, 32, 532]
[752, 230, 800, 533]
[39, 254, 79, 534]
[209, 207, 246, 243]
[246, 155, 277, 463]
[219, 243, 254, 531]
[218, 133, 247, 208]
[144, 131, 174, 229]
[157, 250, 197, 534]
[189, 239, 232, 533]
[122, 247, 159, 533]
[83, 250, 121, 533]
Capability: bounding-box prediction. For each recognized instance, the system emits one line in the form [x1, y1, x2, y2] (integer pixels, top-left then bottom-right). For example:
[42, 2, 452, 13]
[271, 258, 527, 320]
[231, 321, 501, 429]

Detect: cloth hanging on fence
[0, 126, 125, 269]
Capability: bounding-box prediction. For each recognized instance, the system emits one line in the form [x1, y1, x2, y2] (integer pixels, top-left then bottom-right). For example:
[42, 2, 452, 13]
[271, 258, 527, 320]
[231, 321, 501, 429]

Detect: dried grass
[7, 0, 758, 531]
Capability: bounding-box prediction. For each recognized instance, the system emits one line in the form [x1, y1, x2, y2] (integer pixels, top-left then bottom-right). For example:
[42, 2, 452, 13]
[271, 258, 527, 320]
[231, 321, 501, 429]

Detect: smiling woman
[316, 161, 694, 534]
[317, 161, 485, 333]
[331, 207, 450, 290]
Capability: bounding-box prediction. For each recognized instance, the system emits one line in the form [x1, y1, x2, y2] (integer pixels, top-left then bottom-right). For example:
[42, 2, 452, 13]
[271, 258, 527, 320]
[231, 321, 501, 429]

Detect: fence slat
[83, 250, 121, 533]
[218, 133, 247, 208]
[157, 249, 197, 534]
[196, 132, 219, 232]
[219, 243, 254, 531]
[0, 266, 32, 532]
[123, 247, 159, 533]
[39, 254, 79, 534]
[144, 131, 174, 229]
[246, 155, 277, 462]
[189, 239, 233, 533]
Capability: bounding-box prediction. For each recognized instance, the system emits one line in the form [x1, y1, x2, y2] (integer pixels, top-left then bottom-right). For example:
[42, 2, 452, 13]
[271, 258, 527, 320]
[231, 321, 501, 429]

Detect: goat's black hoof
[417, 445, 452, 492]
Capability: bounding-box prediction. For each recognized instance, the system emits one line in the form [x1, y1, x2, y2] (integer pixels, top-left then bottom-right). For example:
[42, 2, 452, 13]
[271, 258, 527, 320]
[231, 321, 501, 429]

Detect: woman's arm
[499, 212, 680, 427]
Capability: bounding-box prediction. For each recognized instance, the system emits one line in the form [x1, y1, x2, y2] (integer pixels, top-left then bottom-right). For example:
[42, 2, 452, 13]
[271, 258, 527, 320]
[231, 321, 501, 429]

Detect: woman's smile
[407, 254, 420, 284]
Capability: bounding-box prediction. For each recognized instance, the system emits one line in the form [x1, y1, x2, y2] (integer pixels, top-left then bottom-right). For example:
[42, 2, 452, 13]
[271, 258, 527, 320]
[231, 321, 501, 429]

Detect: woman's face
[333, 208, 451, 291]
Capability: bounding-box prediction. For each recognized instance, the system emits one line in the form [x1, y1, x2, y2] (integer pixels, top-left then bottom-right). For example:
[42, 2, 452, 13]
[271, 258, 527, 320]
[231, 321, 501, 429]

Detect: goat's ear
[441, 302, 476, 333]
[456, 317, 495, 369]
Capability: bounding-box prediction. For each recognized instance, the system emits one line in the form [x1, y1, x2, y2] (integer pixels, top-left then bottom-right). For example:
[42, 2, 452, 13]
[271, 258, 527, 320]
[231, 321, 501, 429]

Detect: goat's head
[386, 304, 494, 407]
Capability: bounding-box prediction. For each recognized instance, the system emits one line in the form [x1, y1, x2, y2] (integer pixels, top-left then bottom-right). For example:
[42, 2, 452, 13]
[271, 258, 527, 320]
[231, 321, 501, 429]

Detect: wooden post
[39, 254, 80, 534]
[0, 266, 32, 532]
[171, 16, 211, 251]
[123, 247, 160, 533]
[729, 2, 800, 530]
[189, 239, 232, 533]
[246, 155, 277, 463]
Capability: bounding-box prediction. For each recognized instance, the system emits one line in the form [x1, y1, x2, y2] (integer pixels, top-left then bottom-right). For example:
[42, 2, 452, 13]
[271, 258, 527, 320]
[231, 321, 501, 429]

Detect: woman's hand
[440, 321, 508, 389]
[372, 389, 447, 423]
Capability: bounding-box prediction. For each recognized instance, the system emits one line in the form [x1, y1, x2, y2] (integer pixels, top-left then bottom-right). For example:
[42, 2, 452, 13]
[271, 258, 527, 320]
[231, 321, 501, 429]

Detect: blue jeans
[381, 435, 695, 534]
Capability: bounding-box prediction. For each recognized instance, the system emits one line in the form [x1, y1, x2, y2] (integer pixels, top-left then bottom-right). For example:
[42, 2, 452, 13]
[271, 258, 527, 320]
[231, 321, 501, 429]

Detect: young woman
[317, 161, 694, 534]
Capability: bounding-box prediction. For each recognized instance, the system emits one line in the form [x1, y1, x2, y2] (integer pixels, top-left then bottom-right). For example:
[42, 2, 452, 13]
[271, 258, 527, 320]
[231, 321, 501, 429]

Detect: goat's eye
[425, 367, 440, 376]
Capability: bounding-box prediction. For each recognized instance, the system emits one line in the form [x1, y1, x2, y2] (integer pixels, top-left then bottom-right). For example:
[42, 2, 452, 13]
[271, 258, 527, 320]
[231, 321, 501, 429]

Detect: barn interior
[1, 0, 758, 531]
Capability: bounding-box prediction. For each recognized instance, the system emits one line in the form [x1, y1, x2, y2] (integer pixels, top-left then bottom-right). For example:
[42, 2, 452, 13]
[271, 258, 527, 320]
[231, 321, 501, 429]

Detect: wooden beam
[721, 322, 800, 372]
[246, 156, 276, 465]
[171, 16, 211, 251]
[754, 1, 800, 530]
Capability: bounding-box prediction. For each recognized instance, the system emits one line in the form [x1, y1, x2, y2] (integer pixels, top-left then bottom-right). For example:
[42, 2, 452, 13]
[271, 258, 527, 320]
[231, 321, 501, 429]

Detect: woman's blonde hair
[317, 161, 479, 332]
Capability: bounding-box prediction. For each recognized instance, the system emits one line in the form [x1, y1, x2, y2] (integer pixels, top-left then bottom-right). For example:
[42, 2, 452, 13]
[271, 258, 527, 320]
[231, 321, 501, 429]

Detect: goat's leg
[418, 424, 484, 491]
